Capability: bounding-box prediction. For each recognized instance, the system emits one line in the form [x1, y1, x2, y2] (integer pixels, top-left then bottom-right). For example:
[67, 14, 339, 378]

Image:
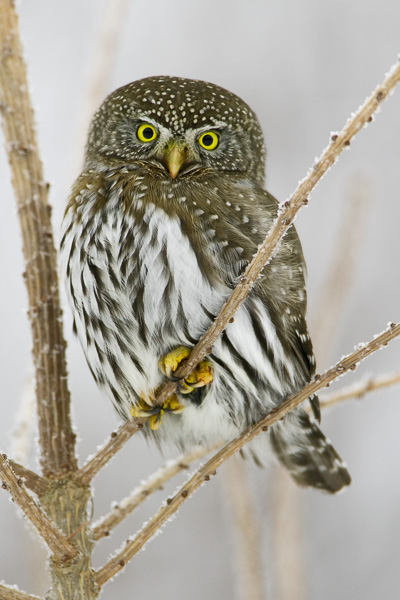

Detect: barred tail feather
[270, 409, 351, 493]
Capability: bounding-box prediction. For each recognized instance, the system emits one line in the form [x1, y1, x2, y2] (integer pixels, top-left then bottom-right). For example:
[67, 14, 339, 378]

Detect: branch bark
[0, 455, 76, 560]
[152, 58, 400, 408]
[0, 0, 77, 478]
[0, 583, 41, 600]
[94, 322, 400, 586]
[8, 459, 48, 496]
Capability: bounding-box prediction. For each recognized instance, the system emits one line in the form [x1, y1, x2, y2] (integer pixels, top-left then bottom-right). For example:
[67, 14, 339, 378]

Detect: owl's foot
[130, 393, 184, 431]
[159, 346, 213, 394]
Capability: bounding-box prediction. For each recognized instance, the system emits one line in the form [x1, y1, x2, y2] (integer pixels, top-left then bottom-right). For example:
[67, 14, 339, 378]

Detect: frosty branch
[0, 454, 77, 560]
[0, 583, 41, 600]
[0, 0, 76, 477]
[94, 322, 400, 585]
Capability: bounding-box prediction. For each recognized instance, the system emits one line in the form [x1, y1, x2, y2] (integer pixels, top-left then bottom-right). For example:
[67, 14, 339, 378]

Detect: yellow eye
[137, 123, 157, 143]
[198, 131, 220, 150]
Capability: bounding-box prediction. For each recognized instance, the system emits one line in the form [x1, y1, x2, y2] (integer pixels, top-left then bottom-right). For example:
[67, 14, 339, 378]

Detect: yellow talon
[130, 392, 184, 430]
[158, 345, 191, 378]
[159, 346, 214, 392]
[185, 359, 214, 388]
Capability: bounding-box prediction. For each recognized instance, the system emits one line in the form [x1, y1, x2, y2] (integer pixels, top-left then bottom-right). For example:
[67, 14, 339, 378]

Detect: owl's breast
[117, 199, 230, 348]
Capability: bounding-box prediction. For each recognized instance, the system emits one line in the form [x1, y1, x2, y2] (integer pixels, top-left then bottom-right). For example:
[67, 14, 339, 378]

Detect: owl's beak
[164, 143, 187, 179]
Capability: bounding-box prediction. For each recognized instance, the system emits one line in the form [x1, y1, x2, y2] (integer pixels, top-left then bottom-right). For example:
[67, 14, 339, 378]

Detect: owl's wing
[241, 188, 321, 421]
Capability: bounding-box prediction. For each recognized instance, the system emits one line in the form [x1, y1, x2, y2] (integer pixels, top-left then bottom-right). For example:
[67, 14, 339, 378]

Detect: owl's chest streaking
[61, 170, 308, 442]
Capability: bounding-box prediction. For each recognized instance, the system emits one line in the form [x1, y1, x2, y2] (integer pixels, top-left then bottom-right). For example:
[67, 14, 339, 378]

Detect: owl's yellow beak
[164, 143, 187, 179]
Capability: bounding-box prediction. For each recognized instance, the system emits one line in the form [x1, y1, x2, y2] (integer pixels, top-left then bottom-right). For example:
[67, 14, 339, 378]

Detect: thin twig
[319, 371, 400, 410]
[0, 455, 76, 560]
[77, 421, 142, 485]
[92, 444, 213, 540]
[152, 58, 400, 408]
[7, 460, 48, 497]
[223, 458, 265, 600]
[94, 322, 400, 586]
[0, 0, 77, 477]
[0, 582, 42, 600]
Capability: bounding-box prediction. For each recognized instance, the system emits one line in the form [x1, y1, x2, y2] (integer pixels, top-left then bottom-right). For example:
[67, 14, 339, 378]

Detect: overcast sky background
[1, 1, 400, 599]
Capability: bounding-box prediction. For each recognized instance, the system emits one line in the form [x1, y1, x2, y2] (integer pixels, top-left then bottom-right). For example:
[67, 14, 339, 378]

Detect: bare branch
[152, 59, 400, 408]
[7, 459, 48, 497]
[92, 445, 213, 540]
[0, 455, 77, 560]
[0, 583, 41, 600]
[77, 421, 142, 485]
[223, 458, 265, 600]
[0, 0, 77, 477]
[94, 322, 400, 586]
[319, 371, 400, 410]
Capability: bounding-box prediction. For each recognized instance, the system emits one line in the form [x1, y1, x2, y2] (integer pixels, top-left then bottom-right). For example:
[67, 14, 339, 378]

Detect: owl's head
[85, 76, 266, 185]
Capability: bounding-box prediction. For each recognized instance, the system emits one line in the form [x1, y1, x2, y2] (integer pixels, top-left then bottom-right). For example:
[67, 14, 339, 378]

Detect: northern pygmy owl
[61, 76, 351, 493]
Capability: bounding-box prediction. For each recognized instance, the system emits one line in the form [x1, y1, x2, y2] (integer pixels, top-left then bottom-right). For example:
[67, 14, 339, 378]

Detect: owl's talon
[159, 346, 191, 379]
[130, 392, 184, 430]
[159, 347, 214, 394]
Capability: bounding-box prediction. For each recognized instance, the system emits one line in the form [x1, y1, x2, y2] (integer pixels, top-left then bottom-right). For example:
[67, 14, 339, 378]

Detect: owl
[60, 76, 351, 493]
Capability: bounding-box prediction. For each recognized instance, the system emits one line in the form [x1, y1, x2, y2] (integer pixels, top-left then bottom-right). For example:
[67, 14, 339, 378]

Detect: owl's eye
[137, 123, 158, 143]
[198, 131, 220, 151]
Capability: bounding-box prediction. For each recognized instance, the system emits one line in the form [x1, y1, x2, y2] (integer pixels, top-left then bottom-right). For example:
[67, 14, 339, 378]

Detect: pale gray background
[1, 1, 400, 599]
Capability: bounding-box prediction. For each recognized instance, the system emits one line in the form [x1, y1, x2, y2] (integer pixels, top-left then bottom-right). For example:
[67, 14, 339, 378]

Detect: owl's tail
[269, 408, 351, 493]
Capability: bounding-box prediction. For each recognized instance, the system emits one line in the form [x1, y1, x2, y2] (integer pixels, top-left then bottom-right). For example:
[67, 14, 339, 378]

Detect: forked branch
[0, 455, 76, 560]
[7, 459, 48, 496]
[94, 322, 400, 586]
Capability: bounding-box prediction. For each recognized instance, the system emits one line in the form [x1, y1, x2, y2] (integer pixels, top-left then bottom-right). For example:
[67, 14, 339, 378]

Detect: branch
[94, 322, 400, 586]
[152, 58, 400, 408]
[319, 370, 400, 410]
[0, 583, 41, 600]
[77, 421, 142, 485]
[92, 445, 213, 540]
[7, 459, 48, 497]
[0, 455, 76, 561]
[0, 0, 77, 477]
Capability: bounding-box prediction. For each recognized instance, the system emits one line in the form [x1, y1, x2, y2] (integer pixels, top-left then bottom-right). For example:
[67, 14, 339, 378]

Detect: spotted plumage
[61, 76, 350, 492]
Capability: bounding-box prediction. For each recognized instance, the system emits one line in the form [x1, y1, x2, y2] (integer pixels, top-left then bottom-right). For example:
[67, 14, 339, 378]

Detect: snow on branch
[94, 322, 400, 586]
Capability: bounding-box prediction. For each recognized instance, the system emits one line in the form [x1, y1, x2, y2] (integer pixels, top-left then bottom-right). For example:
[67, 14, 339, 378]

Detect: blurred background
[1, 1, 399, 599]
